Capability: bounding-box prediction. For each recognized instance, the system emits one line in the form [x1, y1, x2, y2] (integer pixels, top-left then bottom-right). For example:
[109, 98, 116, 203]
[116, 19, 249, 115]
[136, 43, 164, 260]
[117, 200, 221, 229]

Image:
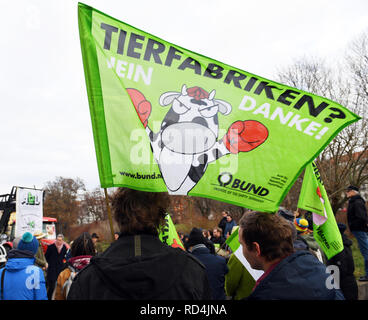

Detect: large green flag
[78, 3, 360, 212]
[297, 161, 343, 259]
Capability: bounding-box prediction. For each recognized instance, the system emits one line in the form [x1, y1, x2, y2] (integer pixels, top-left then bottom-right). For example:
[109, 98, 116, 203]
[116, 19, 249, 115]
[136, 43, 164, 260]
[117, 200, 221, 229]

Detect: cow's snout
[161, 122, 216, 154]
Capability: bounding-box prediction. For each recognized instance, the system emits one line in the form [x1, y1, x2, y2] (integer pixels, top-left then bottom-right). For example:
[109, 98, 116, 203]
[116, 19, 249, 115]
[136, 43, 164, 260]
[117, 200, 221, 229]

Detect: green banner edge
[78, 3, 113, 187]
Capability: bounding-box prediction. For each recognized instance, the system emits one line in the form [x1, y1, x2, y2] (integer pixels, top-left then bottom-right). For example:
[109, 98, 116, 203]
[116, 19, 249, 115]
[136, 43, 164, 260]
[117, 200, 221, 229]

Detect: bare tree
[276, 30, 368, 213]
[43, 176, 86, 236]
[79, 188, 108, 224]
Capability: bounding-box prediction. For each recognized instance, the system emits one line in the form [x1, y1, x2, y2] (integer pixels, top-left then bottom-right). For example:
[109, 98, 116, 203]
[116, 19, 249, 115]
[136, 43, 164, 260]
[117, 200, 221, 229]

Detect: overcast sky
[0, 0, 367, 195]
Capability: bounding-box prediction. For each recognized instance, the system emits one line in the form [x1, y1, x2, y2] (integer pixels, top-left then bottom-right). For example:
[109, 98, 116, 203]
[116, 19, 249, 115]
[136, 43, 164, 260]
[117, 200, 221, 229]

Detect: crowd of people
[0, 230, 103, 300]
[0, 185, 367, 300]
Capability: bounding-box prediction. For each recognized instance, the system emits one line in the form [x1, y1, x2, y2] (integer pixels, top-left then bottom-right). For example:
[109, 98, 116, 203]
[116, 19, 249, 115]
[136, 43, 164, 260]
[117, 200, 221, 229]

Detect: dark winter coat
[218, 217, 227, 234]
[224, 220, 237, 238]
[246, 251, 345, 300]
[211, 235, 226, 246]
[45, 243, 67, 282]
[327, 224, 358, 300]
[67, 234, 212, 300]
[190, 244, 228, 300]
[347, 194, 368, 232]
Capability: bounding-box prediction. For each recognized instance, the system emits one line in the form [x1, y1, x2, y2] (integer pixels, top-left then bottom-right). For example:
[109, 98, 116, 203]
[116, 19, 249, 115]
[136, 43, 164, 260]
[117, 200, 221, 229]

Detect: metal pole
[104, 188, 115, 242]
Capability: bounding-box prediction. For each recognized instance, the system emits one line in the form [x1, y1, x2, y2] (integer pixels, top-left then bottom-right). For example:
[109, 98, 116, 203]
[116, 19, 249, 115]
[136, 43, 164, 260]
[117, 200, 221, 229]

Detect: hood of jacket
[86, 234, 203, 299]
[5, 249, 35, 271]
[248, 251, 344, 300]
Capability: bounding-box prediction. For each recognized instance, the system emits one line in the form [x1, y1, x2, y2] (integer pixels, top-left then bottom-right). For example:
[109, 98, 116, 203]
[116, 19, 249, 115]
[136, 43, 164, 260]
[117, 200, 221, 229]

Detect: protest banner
[15, 187, 43, 237]
[298, 161, 343, 259]
[78, 3, 360, 212]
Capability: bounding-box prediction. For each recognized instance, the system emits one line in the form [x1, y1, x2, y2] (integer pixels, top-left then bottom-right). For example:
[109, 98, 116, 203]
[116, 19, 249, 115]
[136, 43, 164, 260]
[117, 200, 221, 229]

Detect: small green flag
[226, 227, 241, 252]
[297, 161, 343, 259]
[158, 213, 184, 250]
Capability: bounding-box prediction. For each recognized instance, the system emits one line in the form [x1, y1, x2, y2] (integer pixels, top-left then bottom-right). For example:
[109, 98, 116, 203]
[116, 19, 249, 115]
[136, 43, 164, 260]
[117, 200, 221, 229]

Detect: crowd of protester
[0, 185, 367, 300]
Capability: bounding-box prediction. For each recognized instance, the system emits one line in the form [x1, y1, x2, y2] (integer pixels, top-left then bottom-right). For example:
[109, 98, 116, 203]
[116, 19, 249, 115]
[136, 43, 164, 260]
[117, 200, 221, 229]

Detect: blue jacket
[224, 220, 237, 238]
[190, 244, 228, 300]
[247, 251, 345, 300]
[0, 249, 47, 300]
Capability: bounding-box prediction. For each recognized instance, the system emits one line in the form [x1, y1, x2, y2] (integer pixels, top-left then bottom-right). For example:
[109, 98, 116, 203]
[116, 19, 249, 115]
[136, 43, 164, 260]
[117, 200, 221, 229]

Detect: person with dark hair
[91, 233, 103, 254]
[238, 211, 344, 300]
[45, 234, 68, 300]
[185, 228, 216, 255]
[218, 211, 228, 235]
[212, 227, 226, 246]
[68, 188, 211, 300]
[202, 229, 212, 241]
[52, 232, 95, 300]
[186, 228, 228, 300]
[345, 185, 368, 281]
[224, 214, 237, 239]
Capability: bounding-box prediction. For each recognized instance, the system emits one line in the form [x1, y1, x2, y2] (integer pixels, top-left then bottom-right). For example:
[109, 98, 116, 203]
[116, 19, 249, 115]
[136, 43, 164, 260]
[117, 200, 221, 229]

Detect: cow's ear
[216, 99, 232, 115]
[159, 92, 181, 106]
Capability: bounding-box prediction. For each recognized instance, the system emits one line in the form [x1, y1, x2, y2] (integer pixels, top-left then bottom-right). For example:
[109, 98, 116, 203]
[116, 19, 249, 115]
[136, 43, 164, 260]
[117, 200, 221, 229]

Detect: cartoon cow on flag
[126, 85, 268, 195]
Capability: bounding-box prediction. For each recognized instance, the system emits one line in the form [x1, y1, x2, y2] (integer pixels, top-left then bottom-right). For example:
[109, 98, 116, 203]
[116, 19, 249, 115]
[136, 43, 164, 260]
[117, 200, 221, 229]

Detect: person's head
[114, 232, 120, 240]
[276, 207, 295, 222]
[91, 233, 99, 243]
[226, 214, 233, 222]
[56, 234, 64, 245]
[71, 232, 96, 257]
[346, 185, 359, 198]
[18, 232, 39, 255]
[222, 211, 228, 218]
[238, 211, 294, 270]
[12, 236, 22, 249]
[185, 228, 206, 251]
[294, 218, 309, 234]
[213, 227, 222, 238]
[112, 188, 169, 236]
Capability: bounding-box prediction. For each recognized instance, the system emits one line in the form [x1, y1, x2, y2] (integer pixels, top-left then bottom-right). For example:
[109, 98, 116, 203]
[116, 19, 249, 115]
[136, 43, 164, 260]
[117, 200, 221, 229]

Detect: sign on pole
[15, 187, 43, 238]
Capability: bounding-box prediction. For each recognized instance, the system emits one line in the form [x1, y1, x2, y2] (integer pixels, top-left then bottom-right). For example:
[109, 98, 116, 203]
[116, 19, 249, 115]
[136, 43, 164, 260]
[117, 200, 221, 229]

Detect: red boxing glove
[126, 88, 151, 128]
[223, 120, 268, 154]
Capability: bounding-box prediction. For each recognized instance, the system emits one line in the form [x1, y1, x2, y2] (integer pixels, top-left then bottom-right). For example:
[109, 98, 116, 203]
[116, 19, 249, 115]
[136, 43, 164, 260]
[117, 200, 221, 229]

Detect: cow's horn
[209, 89, 216, 100]
[181, 84, 187, 96]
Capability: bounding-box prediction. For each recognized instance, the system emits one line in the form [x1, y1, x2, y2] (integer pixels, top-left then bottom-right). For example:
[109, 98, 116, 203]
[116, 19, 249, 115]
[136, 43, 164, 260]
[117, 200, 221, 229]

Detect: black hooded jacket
[347, 194, 368, 232]
[67, 234, 212, 300]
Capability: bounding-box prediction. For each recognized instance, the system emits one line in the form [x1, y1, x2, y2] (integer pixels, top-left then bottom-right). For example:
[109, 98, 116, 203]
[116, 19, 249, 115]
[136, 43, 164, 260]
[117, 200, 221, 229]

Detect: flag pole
[104, 188, 115, 242]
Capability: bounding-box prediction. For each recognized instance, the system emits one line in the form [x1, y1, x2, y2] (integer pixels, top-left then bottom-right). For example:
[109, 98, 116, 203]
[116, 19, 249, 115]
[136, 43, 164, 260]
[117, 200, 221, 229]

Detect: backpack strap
[134, 235, 141, 257]
[1, 269, 5, 300]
